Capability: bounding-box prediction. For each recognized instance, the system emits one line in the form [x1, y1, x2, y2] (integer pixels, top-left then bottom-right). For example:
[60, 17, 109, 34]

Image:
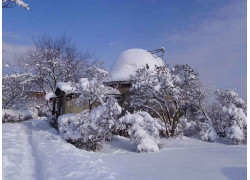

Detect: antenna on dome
[148, 47, 165, 62]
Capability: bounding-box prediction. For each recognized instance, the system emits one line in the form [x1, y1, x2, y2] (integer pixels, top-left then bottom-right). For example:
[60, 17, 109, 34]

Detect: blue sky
[3, 0, 247, 98]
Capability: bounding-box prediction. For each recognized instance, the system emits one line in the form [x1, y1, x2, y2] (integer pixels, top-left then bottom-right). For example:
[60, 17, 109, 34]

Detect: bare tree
[18, 35, 93, 93]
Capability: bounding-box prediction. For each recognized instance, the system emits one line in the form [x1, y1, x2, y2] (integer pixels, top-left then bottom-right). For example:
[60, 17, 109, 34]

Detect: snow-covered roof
[56, 82, 76, 94]
[45, 92, 57, 101]
[109, 48, 165, 81]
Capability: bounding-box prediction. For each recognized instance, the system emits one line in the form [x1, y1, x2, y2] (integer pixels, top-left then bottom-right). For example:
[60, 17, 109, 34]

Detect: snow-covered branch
[2, 0, 30, 10]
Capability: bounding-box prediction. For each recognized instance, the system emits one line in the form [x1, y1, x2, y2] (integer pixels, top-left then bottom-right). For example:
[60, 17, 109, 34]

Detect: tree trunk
[171, 110, 179, 137]
[165, 125, 170, 137]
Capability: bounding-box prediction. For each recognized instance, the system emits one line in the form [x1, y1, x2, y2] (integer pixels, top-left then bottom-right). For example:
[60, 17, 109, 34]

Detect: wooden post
[62, 92, 66, 115]
[52, 98, 56, 115]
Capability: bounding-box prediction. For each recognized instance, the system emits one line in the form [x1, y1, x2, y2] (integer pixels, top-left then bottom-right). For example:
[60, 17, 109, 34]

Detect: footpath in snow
[2, 118, 247, 180]
[3, 118, 117, 180]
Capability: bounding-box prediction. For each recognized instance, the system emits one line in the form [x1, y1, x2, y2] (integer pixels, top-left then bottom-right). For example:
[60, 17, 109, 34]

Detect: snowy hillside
[3, 118, 246, 180]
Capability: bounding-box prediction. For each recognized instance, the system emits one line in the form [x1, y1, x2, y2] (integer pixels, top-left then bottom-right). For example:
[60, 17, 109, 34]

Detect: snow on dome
[109, 48, 165, 81]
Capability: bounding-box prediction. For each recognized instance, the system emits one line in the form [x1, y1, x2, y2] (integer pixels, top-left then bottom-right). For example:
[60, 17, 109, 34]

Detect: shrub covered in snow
[3, 73, 36, 109]
[58, 98, 122, 151]
[90, 97, 123, 139]
[58, 113, 80, 141]
[2, 73, 49, 116]
[58, 100, 165, 152]
[179, 118, 199, 137]
[226, 121, 245, 143]
[2, 109, 37, 123]
[58, 112, 105, 151]
[210, 89, 247, 144]
[130, 64, 210, 138]
[119, 111, 165, 152]
[74, 76, 119, 111]
[199, 121, 218, 142]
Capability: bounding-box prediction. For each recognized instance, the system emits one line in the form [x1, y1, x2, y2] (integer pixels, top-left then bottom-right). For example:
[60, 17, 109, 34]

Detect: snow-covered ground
[3, 118, 247, 180]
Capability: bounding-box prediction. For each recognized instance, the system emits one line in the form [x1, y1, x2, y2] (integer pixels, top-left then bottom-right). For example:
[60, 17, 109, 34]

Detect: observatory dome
[110, 48, 164, 81]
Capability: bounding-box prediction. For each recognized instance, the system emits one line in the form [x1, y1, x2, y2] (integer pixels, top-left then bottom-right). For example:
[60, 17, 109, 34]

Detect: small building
[49, 48, 165, 123]
[49, 81, 121, 119]
[49, 82, 83, 119]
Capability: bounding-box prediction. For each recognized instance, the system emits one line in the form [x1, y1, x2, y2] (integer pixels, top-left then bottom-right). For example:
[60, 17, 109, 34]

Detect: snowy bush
[2, 109, 37, 123]
[58, 109, 164, 152]
[58, 112, 104, 151]
[210, 89, 247, 144]
[178, 115, 218, 142]
[226, 121, 245, 143]
[90, 97, 123, 140]
[199, 121, 218, 142]
[119, 111, 165, 152]
[130, 64, 210, 138]
[179, 118, 198, 137]
[58, 98, 122, 151]
[74, 76, 119, 111]
[3, 73, 36, 109]
[2, 73, 49, 116]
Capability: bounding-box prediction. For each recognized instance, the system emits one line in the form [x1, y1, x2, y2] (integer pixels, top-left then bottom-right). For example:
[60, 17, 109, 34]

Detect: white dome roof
[110, 48, 164, 81]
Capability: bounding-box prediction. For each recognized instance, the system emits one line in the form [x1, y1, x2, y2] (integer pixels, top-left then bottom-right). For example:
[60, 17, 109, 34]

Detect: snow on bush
[199, 121, 218, 142]
[90, 97, 123, 140]
[2, 73, 49, 116]
[119, 111, 165, 152]
[58, 113, 81, 141]
[58, 98, 122, 151]
[74, 76, 119, 111]
[210, 89, 247, 144]
[2, 109, 37, 123]
[226, 121, 245, 143]
[179, 118, 198, 137]
[3, 73, 35, 109]
[58, 112, 103, 151]
[130, 64, 208, 138]
[58, 107, 165, 152]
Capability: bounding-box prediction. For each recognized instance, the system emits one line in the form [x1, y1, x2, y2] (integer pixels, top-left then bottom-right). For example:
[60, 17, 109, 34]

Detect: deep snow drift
[109, 49, 165, 81]
[3, 118, 247, 180]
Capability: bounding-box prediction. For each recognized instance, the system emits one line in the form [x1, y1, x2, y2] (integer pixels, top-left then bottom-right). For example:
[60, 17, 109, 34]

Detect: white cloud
[2, 42, 32, 64]
[167, 0, 246, 98]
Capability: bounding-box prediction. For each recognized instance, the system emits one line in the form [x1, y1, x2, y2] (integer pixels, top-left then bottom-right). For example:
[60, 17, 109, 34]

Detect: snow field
[102, 136, 247, 180]
[2, 119, 247, 180]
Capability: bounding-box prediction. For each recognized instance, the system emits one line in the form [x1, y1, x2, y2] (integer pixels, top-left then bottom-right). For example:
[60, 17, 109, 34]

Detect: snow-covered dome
[110, 48, 164, 81]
